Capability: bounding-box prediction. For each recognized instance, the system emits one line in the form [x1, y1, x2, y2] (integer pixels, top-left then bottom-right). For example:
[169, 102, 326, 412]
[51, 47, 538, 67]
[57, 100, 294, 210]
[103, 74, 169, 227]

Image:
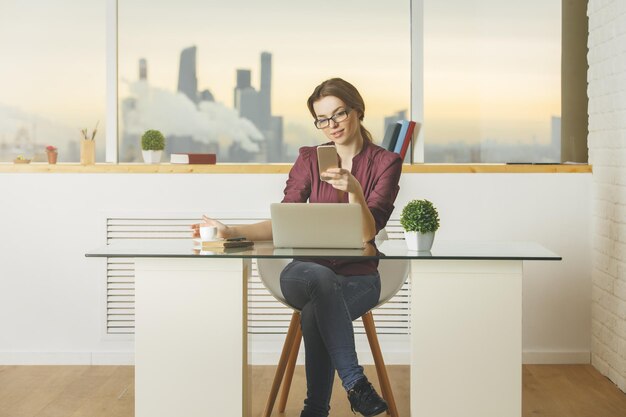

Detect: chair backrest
[257, 229, 409, 310]
[376, 258, 410, 308]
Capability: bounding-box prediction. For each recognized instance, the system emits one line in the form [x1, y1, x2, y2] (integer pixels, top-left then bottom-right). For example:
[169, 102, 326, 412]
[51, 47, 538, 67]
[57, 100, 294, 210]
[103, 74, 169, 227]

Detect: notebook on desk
[270, 203, 363, 249]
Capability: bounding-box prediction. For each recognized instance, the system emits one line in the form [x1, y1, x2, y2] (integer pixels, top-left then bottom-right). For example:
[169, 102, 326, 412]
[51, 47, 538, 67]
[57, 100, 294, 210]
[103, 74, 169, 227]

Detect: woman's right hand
[190, 216, 231, 239]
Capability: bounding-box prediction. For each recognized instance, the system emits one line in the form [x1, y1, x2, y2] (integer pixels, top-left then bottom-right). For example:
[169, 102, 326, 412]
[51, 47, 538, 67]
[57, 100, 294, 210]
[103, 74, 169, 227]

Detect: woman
[194, 78, 402, 417]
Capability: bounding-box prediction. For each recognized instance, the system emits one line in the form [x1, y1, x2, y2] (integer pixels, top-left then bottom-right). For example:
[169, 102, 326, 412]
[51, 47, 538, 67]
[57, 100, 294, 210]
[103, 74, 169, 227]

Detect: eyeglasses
[314, 108, 351, 129]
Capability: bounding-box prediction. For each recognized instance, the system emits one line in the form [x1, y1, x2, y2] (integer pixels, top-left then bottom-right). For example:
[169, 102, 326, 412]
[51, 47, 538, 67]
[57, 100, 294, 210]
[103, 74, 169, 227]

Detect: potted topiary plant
[400, 199, 440, 251]
[141, 130, 165, 164]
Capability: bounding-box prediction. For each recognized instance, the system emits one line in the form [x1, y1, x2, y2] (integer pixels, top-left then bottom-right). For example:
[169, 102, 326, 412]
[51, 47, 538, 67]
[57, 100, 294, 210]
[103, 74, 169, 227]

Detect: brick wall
[588, 0, 626, 392]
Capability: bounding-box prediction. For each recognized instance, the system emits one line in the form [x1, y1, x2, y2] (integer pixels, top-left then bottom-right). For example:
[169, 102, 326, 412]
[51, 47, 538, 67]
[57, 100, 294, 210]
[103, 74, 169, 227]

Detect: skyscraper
[178, 46, 198, 104]
[237, 88, 261, 127]
[268, 115, 284, 163]
[139, 58, 147, 81]
[199, 89, 215, 102]
[237, 69, 251, 89]
[234, 69, 252, 108]
[384, 110, 407, 135]
[232, 52, 284, 162]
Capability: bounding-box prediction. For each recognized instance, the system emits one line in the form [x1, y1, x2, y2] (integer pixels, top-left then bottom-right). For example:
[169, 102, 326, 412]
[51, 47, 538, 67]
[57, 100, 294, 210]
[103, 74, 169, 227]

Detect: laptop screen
[270, 203, 363, 249]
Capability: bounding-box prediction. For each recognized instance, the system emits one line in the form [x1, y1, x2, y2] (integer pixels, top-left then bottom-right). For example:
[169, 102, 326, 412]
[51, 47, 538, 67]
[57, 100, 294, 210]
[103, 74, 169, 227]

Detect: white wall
[0, 172, 591, 365]
[588, 0, 626, 392]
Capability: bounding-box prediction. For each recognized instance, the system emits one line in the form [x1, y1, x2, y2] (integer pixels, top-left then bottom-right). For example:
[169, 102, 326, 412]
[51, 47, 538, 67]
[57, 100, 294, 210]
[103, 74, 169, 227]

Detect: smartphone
[317, 145, 338, 181]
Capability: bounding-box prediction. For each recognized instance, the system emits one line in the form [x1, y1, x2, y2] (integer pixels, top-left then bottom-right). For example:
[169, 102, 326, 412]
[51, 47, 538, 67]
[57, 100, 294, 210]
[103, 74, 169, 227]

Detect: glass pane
[424, 0, 561, 163]
[118, 0, 410, 163]
[0, 1, 106, 163]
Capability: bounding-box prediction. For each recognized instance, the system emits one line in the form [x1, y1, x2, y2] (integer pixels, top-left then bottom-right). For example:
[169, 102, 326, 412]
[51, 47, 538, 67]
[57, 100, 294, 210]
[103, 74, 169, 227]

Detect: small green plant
[141, 130, 165, 151]
[400, 199, 440, 234]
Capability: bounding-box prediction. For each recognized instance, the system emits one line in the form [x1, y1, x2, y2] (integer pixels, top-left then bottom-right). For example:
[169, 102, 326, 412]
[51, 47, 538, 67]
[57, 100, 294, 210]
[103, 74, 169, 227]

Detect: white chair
[258, 230, 409, 417]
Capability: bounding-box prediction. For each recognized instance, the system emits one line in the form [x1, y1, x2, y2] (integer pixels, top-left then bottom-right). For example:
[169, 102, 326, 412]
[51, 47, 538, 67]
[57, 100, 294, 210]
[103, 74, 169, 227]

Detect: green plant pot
[142, 150, 162, 164]
[404, 230, 435, 252]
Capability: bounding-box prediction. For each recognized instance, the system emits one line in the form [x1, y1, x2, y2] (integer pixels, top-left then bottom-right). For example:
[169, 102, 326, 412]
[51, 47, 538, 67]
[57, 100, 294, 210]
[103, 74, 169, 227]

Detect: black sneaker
[347, 377, 388, 417]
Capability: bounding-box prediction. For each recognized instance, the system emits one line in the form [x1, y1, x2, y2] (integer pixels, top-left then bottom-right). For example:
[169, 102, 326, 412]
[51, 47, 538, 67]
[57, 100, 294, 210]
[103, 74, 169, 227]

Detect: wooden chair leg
[362, 311, 399, 417]
[263, 311, 300, 417]
[278, 319, 302, 412]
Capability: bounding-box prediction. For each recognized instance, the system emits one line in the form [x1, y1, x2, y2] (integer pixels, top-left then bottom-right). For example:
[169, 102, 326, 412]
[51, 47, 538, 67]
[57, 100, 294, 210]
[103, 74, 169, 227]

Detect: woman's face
[312, 95, 361, 146]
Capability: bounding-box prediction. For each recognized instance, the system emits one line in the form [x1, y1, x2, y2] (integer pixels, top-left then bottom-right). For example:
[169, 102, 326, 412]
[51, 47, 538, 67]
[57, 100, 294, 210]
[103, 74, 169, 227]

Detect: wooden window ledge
[0, 162, 592, 174]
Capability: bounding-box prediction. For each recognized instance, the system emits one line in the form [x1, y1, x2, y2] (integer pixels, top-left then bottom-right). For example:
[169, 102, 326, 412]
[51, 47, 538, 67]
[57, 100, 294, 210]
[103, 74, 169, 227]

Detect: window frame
[105, 0, 585, 165]
[106, 0, 118, 164]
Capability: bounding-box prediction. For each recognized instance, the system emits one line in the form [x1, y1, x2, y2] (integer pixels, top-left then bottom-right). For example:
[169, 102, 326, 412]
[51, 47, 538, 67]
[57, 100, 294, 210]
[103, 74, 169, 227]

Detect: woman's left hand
[323, 168, 361, 195]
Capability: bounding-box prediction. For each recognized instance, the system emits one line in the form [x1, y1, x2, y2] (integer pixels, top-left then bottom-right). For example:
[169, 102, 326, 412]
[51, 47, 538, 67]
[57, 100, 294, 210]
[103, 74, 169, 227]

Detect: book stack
[171, 153, 217, 164]
[380, 120, 421, 161]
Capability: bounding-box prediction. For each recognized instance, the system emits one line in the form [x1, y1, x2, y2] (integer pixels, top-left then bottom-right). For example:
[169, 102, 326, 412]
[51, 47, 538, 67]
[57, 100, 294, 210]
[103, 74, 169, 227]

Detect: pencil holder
[80, 140, 95, 165]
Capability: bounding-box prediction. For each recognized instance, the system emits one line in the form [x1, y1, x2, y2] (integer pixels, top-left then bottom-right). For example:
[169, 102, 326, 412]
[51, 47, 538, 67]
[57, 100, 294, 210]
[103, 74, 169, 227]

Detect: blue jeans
[280, 260, 381, 417]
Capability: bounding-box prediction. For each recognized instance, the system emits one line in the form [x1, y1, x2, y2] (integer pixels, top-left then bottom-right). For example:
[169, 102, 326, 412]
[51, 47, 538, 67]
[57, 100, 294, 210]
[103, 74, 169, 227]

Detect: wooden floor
[0, 364, 625, 417]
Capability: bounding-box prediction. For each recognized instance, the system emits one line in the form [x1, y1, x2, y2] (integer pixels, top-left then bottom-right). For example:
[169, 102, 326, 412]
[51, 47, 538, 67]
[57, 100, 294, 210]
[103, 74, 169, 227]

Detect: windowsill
[0, 162, 592, 174]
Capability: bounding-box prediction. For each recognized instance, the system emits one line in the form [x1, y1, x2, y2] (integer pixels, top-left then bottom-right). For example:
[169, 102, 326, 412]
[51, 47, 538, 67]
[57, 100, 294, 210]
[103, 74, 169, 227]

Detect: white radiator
[105, 216, 410, 336]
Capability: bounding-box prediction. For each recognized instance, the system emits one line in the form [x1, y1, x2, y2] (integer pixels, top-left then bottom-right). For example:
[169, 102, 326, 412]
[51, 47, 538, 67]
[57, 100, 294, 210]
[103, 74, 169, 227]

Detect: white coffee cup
[199, 225, 218, 241]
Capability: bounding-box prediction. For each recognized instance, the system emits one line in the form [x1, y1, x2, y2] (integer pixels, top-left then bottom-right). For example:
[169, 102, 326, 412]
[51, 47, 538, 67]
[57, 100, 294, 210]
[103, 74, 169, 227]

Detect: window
[0, 1, 571, 166]
[423, 0, 562, 163]
[117, 0, 411, 163]
[0, 1, 106, 163]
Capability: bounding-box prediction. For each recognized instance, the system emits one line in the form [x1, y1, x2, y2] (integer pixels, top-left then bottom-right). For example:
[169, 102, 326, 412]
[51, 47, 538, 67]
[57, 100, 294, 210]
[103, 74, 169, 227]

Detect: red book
[170, 153, 217, 164]
[399, 121, 417, 160]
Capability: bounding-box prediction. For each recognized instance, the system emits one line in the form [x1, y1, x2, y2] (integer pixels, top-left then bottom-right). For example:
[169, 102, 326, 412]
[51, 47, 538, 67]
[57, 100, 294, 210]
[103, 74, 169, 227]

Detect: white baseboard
[522, 350, 590, 364]
[92, 352, 134, 365]
[0, 352, 93, 365]
[0, 352, 134, 365]
[0, 350, 591, 366]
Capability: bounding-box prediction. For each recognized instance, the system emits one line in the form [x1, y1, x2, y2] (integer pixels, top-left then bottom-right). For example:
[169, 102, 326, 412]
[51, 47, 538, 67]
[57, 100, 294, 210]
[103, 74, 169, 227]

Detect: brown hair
[307, 78, 373, 143]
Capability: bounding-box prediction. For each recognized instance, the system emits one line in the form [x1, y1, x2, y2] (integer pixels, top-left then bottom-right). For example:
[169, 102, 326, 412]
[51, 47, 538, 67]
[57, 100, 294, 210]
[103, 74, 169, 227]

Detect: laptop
[270, 203, 363, 249]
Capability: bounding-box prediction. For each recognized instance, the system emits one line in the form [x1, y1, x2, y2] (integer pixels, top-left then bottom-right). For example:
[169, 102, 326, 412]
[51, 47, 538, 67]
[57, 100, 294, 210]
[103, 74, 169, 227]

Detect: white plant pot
[142, 150, 162, 164]
[404, 230, 435, 252]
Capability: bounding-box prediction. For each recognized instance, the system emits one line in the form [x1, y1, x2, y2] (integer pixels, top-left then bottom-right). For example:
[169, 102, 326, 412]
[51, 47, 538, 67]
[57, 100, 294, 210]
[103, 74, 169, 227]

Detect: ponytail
[359, 125, 373, 143]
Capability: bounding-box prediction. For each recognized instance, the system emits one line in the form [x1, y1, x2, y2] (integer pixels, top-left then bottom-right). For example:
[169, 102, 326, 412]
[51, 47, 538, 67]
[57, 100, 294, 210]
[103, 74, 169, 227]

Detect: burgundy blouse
[281, 140, 402, 276]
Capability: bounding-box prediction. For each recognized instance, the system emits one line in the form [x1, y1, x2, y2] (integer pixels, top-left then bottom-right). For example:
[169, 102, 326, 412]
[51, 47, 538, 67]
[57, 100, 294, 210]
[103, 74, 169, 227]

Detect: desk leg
[410, 260, 522, 417]
[135, 258, 250, 417]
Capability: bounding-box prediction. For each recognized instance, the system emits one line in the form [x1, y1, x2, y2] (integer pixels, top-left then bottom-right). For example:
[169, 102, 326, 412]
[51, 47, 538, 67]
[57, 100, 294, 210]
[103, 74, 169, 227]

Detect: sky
[0, 1, 106, 126]
[117, 0, 411, 145]
[424, 0, 561, 145]
[0, 0, 106, 155]
[0, 0, 560, 155]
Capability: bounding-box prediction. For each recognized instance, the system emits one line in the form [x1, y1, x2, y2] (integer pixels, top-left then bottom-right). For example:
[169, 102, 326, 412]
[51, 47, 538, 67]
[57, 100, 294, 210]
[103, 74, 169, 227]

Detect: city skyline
[119, 48, 285, 162]
[0, 0, 561, 162]
[117, 42, 561, 165]
[116, 0, 411, 145]
[116, 0, 559, 148]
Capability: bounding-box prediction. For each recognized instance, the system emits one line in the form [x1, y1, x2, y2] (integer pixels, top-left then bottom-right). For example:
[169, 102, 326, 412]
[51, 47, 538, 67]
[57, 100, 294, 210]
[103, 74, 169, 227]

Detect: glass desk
[86, 240, 560, 417]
